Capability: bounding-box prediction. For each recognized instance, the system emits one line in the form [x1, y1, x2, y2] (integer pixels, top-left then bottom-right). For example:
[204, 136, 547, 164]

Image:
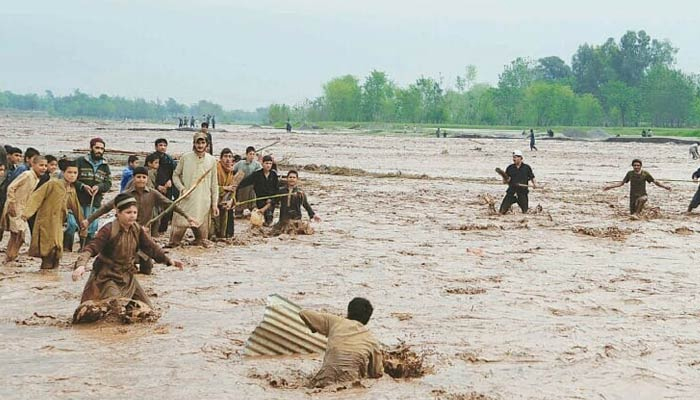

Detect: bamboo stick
[145, 166, 214, 228]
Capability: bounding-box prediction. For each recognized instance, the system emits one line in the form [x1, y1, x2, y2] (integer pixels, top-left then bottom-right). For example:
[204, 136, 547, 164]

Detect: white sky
[1, 0, 699, 110]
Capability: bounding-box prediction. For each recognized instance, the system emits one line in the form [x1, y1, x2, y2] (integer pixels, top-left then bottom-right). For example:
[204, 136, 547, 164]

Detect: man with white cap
[499, 150, 537, 214]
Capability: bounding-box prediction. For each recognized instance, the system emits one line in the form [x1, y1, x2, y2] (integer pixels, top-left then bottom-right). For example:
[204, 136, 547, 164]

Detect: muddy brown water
[1, 115, 700, 399]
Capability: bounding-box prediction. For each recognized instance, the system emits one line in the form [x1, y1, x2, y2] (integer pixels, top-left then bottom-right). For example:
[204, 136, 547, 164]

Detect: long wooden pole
[145, 166, 214, 228]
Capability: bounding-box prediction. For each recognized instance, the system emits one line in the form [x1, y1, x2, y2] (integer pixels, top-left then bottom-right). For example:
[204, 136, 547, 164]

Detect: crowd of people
[0, 125, 321, 324]
[178, 114, 216, 129]
[3, 128, 700, 389]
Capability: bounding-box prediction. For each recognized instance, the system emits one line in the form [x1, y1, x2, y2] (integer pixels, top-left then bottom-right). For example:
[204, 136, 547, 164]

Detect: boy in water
[22, 161, 84, 269]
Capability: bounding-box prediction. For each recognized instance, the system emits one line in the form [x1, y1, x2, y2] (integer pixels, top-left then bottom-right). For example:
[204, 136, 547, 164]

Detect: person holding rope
[498, 150, 538, 214]
[233, 146, 261, 216]
[234, 155, 279, 226]
[168, 132, 218, 247]
[603, 159, 671, 215]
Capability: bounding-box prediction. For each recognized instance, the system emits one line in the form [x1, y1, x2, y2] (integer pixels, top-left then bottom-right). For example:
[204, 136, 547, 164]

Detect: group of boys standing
[0, 126, 320, 272]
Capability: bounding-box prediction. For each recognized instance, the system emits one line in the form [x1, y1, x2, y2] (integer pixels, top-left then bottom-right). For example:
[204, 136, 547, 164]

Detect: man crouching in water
[299, 298, 383, 388]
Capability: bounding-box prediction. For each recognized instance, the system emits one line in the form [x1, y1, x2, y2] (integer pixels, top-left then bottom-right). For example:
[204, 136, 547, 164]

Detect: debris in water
[382, 341, 431, 379]
[477, 193, 497, 214]
[449, 223, 502, 231]
[271, 220, 315, 236]
[445, 287, 487, 295]
[390, 312, 413, 321]
[466, 248, 485, 257]
[250, 209, 264, 227]
[673, 226, 694, 235]
[572, 226, 636, 241]
[72, 298, 160, 324]
[431, 389, 498, 400]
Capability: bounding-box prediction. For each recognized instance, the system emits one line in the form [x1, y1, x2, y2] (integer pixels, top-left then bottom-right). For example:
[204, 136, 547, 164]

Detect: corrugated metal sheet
[244, 294, 327, 357]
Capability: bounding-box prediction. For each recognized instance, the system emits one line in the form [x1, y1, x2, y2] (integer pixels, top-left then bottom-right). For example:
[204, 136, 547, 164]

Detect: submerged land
[1, 115, 700, 399]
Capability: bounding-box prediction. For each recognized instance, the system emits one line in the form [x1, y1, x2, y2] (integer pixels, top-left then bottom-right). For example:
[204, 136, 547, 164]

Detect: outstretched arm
[603, 181, 625, 191]
[654, 180, 672, 191]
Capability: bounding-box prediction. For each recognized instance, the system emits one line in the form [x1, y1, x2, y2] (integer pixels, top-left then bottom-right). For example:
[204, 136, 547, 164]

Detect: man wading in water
[299, 298, 384, 388]
[603, 159, 671, 215]
[498, 150, 537, 214]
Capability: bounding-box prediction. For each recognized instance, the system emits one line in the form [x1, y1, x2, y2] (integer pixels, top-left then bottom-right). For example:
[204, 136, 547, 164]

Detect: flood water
[1, 115, 700, 399]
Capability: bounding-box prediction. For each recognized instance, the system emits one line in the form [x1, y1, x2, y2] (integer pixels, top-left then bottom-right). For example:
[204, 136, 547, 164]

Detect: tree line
[0, 89, 267, 124]
[270, 30, 700, 128]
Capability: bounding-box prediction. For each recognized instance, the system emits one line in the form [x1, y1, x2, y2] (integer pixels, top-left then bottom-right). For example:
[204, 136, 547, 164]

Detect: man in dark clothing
[499, 150, 537, 214]
[235, 155, 279, 226]
[604, 159, 671, 215]
[190, 115, 195, 128]
[211, 115, 216, 129]
[688, 166, 700, 212]
[154, 138, 179, 234]
[529, 129, 538, 151]
[286, 120, 292, 133]
[68, 138, 111, 245]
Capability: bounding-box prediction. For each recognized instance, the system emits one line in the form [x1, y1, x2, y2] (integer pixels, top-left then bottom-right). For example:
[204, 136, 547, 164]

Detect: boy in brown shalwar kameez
[83, 167, 197, 274]
[22, 162, 84, 269]
[299, 298, 384, 388]
[71, 193, 184, 323]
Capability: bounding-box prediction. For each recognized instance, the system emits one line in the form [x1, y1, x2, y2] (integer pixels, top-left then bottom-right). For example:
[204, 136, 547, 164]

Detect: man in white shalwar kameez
[169, 132, 219, 247]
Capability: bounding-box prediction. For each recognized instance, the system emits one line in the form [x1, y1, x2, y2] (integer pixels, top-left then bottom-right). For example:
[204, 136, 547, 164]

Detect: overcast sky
[2, 0, 699, 110]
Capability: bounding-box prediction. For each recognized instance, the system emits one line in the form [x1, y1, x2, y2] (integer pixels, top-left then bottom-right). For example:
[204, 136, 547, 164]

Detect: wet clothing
[499, 163, 534, 214]
[299, 310, 384, 387]
[214, 161, 235, 239]
[233, 160, 262, 213]
[75, 222, 172, 307]
[22, 179, 83, 268]
[1, 170, 40, 233]
[278, 187, 315, 223]
[170, 151, 218, 245]
[529, 132, 538, 151]
[623, 170, 654, 214]
[239, 169, 279, 224]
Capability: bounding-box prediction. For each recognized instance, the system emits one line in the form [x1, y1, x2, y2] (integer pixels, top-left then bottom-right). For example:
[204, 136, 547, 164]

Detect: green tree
[600, 80, 640, 126]
[523, 82, 576, 126]
[415, 76, 446, 123]
[495, 57, 536, 124]
[268, 103, 290, 124]
[641, 66, 695, 126]
[395, 86, 422, 123]
[361, 70, 395, 121]
[535, 56, 572, 82]
[574, 94, 605, 126]
[323, 75, 361, 121]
